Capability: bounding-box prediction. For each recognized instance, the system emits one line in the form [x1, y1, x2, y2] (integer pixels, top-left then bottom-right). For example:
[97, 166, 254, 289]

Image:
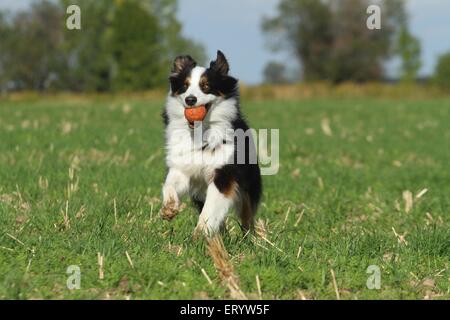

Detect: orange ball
[184, 105, 207, 122]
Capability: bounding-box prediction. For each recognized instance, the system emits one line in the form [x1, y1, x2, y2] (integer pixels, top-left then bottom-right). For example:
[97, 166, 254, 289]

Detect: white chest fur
[165, 123, 234, 184]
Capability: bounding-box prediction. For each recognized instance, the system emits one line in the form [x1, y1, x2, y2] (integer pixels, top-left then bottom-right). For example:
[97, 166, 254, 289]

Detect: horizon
[1, 0, 449, 84]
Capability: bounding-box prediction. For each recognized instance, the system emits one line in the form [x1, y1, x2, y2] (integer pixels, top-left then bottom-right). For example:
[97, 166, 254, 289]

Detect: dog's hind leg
[237, 193, 256, 233]
[160, 168, 189, 221]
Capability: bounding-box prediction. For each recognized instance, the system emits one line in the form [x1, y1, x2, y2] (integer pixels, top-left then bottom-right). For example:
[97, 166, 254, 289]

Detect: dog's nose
[185, 95, 197, 106]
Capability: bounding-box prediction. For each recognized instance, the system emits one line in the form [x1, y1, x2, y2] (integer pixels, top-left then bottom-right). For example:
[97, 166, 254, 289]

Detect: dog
[159, 50, 262, 236]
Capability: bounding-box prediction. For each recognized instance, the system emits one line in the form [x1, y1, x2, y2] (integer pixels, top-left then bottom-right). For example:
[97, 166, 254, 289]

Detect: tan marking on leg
[223, 180, 238, 198]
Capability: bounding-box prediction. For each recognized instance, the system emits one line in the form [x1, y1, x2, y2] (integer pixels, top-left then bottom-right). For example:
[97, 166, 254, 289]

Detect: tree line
[1, 0, 449, 92]
[262, 0, 450, 89]
[0, 0, 205, 92]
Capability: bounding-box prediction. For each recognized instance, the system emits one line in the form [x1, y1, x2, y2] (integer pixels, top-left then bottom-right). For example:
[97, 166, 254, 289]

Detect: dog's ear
[171, 55, 196, 77]
[209, 50, 230, 75]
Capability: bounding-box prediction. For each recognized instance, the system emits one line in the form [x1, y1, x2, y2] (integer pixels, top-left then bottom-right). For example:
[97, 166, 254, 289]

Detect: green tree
[0, 12, 11, 90]
[327, 0, 392, 82]
[110, 0, 163, 90]
[263, 61, 289, 84]
[262, 0, 333, 81]
[60, 0, 115, 91]
[434, 52, 450, 90]
[262, 0, 405, 83]
[0, 0, 205, 92]
[396, 27, 421, 83]
[144, 0, 207, 65]
[59, 0, 206, 91]
[387, 0, 422, 82]
[1, 1, 65, 90]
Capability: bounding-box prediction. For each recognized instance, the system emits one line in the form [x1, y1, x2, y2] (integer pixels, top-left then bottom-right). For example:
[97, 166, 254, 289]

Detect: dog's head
[168, 50, 238, 128]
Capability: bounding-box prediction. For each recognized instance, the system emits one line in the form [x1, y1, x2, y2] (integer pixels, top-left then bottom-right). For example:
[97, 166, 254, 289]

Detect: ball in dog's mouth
[185, 103, 212, 128]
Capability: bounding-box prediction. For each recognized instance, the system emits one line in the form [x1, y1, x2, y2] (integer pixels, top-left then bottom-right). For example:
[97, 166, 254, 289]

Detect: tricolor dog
[160, 50, 262, 236]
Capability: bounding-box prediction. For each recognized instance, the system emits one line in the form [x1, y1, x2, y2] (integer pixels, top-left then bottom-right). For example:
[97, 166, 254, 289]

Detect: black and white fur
[160, 50, 262, 235]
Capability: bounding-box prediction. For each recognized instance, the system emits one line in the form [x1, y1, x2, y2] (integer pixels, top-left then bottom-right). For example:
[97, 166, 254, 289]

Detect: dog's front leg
[160, 168, 189, 221]
[194, 182, 234, 237]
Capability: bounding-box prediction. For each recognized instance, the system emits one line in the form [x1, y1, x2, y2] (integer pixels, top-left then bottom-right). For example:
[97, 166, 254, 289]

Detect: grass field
[0, 95, 449, 299]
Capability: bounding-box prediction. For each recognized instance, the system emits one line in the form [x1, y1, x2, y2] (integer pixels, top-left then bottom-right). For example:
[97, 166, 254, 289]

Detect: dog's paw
[159, 199, 179, 221]
[192, 222, 208, 240]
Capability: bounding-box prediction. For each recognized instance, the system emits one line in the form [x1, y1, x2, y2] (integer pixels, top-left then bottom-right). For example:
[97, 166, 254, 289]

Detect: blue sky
[2, 0, 450, 84]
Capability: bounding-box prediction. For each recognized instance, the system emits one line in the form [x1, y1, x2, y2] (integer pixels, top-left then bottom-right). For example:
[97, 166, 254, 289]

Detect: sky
[1, 0, 450, 84]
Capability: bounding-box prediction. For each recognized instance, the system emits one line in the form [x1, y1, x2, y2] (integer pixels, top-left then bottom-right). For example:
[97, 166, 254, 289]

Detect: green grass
[0, 96, 449, 299]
